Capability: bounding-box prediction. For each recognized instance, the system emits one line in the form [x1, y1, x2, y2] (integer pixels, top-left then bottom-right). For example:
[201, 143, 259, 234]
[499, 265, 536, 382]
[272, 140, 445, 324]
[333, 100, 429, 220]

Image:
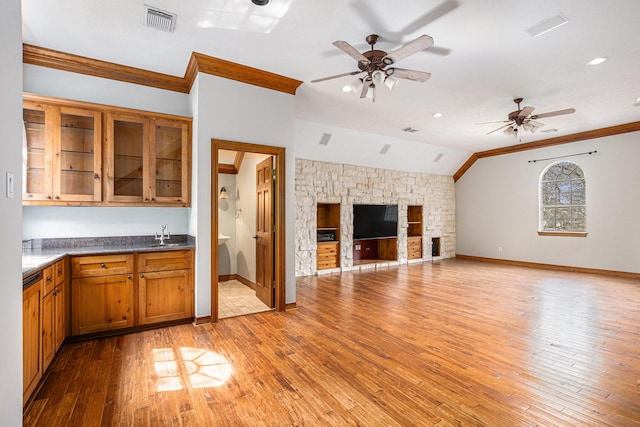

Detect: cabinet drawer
[72, 254, 134, 278]
[43, 265, 55, 295]
[317, 242, 339, 255]
[138, 250, 193, 273]
[317, 259, 338, 269]
[55, 259, 65, 285]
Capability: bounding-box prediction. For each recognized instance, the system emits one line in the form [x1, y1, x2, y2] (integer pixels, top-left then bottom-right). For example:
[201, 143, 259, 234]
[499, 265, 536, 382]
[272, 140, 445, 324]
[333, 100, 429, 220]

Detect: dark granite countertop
[22, 235, 195, 277]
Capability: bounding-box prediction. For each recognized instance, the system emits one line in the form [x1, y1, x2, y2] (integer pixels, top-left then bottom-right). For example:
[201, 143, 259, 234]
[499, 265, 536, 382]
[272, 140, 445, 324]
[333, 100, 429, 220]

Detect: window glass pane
[572, 180, 585, 204]
[557, 181, 572, 205]
[572, 206, 586, 232]
[542, 182, 557, 205]
[541, 207, 557, 231]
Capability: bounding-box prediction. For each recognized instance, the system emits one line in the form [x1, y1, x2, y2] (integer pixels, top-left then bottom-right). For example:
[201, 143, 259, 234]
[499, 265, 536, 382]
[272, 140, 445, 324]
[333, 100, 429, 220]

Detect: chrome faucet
[155, 224, 171, 245]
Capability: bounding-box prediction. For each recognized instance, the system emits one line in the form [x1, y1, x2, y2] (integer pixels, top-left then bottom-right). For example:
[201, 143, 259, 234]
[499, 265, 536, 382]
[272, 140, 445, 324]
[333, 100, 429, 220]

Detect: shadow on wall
[218, 245, 231, 275]
[237, 252, 250, 280]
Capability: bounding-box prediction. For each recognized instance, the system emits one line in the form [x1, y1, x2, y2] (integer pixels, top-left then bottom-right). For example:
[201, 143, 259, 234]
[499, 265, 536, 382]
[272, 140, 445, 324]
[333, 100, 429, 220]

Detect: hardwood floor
[25, 259, 640, 426]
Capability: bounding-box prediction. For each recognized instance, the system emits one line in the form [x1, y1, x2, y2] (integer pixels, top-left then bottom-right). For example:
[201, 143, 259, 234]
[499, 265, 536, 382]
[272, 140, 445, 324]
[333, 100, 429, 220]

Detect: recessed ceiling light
[587, 57, 607, 65]
[636, 97, 640, 102]
[251, 0, 269, 5]
[341, 85, 353, 93]
[432, 112, 443, 118]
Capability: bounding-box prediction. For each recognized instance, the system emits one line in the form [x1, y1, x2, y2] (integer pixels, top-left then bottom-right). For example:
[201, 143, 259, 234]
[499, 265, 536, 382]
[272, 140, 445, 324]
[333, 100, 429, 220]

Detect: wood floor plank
[24, 259, 640, 426]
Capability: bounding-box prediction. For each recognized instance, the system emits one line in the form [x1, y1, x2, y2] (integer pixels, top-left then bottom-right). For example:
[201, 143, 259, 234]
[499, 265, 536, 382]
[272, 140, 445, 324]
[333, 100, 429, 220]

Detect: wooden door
[41, 289, 55, 371]
[23, 281, 42, 404]
[71, 274, 134, 335]
[54, 107, 102, 202]
[105, 113, 149, 203]
[54, 284, 65, 352]
[149, 118, 190, 204]
[23, 102, 54, 201]
[138, 269, 193, 325]
[255, 157, 274, 308]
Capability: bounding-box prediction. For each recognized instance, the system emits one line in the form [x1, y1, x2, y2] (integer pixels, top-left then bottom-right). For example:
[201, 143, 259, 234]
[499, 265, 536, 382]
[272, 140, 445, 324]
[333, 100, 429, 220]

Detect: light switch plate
[6, 172, 14, 198]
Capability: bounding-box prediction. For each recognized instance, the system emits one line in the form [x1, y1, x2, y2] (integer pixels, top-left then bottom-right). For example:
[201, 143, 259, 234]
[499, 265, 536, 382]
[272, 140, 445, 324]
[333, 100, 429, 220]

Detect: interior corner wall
[217, 173, 236, 276]
[1, 0, 25, 424]
[455, 132, 640, 274]
[192, 73, 297, 316]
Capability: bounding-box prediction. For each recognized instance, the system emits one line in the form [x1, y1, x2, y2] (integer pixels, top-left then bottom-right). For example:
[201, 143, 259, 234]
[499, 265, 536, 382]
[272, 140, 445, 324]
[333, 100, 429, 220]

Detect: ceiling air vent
[402, 127, 420, 133]
[144, 5, 176, 32]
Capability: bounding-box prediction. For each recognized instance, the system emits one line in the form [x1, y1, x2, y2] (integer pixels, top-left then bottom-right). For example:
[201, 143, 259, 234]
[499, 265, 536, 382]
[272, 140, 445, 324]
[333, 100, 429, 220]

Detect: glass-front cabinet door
[23, 102, 102, 203]
[23, 102, 52, 201]
[55, 107, 102, 202]
[105, 113, 149, 203]
[150, 118, 190, 204]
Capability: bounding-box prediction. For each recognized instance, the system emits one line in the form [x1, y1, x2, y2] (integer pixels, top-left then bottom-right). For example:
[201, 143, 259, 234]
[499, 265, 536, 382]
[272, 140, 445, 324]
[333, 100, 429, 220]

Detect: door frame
[210, 139, 286, 322]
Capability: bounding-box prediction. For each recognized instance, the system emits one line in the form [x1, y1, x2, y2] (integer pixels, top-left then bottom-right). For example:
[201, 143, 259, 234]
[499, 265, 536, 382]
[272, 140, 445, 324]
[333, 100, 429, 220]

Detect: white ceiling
[22, 0, 640, 153]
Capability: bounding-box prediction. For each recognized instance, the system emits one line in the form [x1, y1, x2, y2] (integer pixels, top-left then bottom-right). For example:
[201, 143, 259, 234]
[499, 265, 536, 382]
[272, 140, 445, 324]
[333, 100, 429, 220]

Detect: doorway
[211, 139, 286, 322]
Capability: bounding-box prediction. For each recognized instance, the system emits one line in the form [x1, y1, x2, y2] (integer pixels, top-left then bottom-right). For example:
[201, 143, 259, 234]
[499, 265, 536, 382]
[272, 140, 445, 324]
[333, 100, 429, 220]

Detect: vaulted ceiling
[21, 0, 640, 153]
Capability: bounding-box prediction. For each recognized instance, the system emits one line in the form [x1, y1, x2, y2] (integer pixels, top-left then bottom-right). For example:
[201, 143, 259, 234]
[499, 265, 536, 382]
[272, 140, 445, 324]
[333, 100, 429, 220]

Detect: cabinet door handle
[140, 274, 145, 278]
[54, 195, 60, 200]
[100, 263, 106, 268]
[127, 275, 132, 279]
[47, 277, 52, 283]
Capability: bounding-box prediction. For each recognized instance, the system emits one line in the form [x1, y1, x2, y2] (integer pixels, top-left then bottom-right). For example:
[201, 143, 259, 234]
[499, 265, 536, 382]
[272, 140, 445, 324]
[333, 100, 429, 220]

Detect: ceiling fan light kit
[312, 33, 433, 101]
[481, 97, 576, 138]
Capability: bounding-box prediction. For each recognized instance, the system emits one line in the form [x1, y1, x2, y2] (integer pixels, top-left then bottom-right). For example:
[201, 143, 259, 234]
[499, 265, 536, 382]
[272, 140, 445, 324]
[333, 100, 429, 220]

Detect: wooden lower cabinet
[138, 250, 194, 325]
[317, 241, 340, 270]
[139, 269, 193, 324]
[71, 274, 134, 335]
[41, 287, 55, 371]
[71, 250, 194, 336]
[23, 280, 42, 405]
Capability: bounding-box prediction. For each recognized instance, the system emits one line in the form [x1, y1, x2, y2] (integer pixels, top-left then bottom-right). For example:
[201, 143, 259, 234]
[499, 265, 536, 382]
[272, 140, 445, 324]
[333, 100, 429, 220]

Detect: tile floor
[218, 280, 272, 319]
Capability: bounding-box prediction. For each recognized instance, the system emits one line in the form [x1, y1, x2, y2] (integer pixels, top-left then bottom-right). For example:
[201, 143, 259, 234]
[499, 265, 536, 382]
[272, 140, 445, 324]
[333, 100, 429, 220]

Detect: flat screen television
[353, 204, 398, 239]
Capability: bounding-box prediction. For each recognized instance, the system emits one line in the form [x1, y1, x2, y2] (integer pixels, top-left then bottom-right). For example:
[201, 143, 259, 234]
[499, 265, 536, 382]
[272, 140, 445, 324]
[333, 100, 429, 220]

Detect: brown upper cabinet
[23, 94, 191, 207]
[23, 100, 102, 203]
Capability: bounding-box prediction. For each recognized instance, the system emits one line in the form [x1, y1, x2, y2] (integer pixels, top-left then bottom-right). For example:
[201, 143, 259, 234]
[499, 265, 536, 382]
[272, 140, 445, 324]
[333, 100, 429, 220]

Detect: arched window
[540, 161, 586, 233]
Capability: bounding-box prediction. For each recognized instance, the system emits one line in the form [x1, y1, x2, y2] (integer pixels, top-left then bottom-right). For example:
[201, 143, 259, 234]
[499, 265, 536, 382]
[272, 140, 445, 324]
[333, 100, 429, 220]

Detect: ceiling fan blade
[487, 123, 513, 135]
[531, 108, 576, 119]
[528, 120, 545, 128]
[475, 120, 510, 125]
[401, 0, 460, 34]
[382, 34, 434, 65]
[310, 70, 362, 83]
[332, 41, 370, 66]
[388, 68, 431, 82]
[360, 80, 369, 98]
[519, 106, 535, 117]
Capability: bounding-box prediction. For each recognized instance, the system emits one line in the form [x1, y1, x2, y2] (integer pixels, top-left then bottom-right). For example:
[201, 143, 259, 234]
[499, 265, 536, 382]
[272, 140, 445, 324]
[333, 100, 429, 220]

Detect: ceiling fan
[480, 98, 576, 136]
[311, 33, 434, 101]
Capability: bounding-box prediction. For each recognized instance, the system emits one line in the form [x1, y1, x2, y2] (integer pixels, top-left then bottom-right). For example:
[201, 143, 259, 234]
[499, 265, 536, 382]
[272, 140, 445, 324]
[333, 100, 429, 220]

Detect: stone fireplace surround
[295, 159, 456, 276]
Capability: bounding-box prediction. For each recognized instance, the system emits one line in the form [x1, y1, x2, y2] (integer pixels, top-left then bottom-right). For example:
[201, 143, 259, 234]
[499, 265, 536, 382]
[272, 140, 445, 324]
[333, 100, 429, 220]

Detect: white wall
[456, 132, 640, 274]
[24, 65, 189, 117]
[191, 73, 297, 316]
[217, 173, 236, 275]
[1, 0, 25, 424]
[295, 119, 472, 176]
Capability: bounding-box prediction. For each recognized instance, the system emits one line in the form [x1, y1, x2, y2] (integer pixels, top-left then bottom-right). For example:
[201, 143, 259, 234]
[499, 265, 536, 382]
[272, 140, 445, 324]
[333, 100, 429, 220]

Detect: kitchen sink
[149, 243, 183, 248]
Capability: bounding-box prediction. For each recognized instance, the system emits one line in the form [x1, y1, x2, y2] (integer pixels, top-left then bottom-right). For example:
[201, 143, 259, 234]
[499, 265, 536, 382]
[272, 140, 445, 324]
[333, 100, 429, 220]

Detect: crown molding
[23, 44, 303, 96]
[453, 121, 640, 181]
